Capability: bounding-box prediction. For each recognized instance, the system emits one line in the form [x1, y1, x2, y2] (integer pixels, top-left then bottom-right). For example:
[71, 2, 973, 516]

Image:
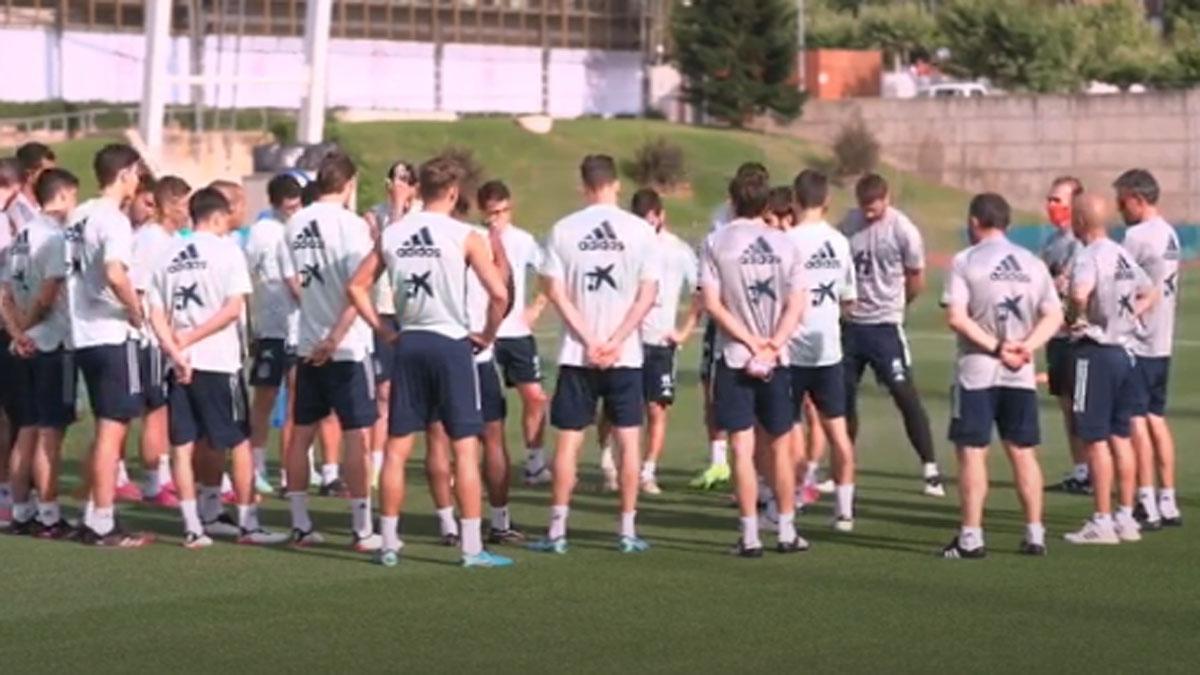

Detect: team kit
[0, 141, 1184, 566]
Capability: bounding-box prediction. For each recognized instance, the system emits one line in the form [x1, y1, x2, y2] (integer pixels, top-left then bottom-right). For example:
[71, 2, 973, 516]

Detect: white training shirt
[7, 213, 70, 351]
[65, 197, 136, 349]
[131, 222, 178, 347]
[5, 192, 39, 232]
[496, 224, 544, 339]
[383, 211, 475, 340]
[465, 223, 496, 363]
[285, 202, 374, 361]
[149, 231, 251, 373]
[245, 214, 299, 344]
[786, 221, 857, 367]
[0, 211, 12, 328]
[541, 203, 659, 369]
[641, 228, 698, 347]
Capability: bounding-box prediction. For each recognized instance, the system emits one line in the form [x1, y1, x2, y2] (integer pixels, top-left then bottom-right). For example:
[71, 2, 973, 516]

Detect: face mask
[1046, 203, 1071, 227]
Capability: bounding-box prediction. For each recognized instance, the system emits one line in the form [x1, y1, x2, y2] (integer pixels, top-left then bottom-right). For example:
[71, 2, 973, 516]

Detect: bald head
[1071, 193, 1111, 241]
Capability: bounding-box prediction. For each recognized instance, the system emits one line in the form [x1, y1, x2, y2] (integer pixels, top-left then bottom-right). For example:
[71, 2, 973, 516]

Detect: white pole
[139, 0, 172, 162]
[299, 0, 334, 144]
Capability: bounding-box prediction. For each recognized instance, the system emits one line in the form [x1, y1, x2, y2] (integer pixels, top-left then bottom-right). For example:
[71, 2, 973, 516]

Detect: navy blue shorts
[390, 330, 482, 440]
[842, 322, 913, 390]
[550, 366, 643, 431]
[642, 344, 677, 405]
[140, 345, 168, 411]
[1045, 337, 1075, 398]
[248, 338, 297, 388]
[1071, 342, 1138, 442]
[30, 349, 77, 430]
[699, 321, 717, 382]
[713, 360, 794, 436]
[5, 354, 35, 429]
[949, 386, 1040, 448]
[168, 370, 250, 449]
[494, 335, 542, 386]
[293, 359, 378, 430]
[372, 315, 401, 384]
[790, 364, 847, 419]
[477, 360, 507, 424]
[77, 341, 144, 423]
[0, 331, 13, 410]
[1132, 356, 1171, 417]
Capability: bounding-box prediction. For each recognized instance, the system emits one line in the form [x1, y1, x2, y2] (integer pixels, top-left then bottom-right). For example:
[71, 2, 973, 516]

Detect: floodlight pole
[139, 0, 172, 163]
[298, 0, 334, 144]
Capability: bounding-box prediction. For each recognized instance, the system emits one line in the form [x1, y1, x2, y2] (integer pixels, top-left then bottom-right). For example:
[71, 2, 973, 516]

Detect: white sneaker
[1114, 514, 1142, 543]
[1063, 518, 1121, 545]
[352, 532, 384, 552]
[923, 477, 946, 498]
[640, 477, 662, 495]
[183, 531, 214, 549]
[832, 516, 855, 533]
[202, 513, 241, 537]
[816, 479, 836, 495]
[524, 465, 552, 486]
[758, 512, 779, 533]
[237, 528, 289, 546]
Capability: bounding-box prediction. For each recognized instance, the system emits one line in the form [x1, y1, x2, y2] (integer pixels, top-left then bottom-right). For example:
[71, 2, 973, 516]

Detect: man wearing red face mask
[1040, 176, 1088, 494]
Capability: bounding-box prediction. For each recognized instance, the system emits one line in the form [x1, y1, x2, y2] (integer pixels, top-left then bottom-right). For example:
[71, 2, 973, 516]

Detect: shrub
[832, 119, 880, 177]
[630, 137, 687, 190]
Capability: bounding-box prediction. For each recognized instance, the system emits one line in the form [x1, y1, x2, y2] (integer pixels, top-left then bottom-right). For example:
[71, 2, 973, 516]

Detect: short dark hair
[1051, 175, 1084, 197]
[188, 186, 231, 224]
[767, 186, 794, 219]
[301, 180, 321, 206]
[968, 192, 1011, 231]
[93, 143, 142, 189]
[580, 154, 618, 191]
[136, 172, 157, 196]
[0, 157, 21, 188]
[476, 180, 511, 209]
[453, 194, 472, 220]
[1113, 168, 1159, 205]
[855, 173, 889, 204]
[729, 170, 771, 218]
[16, 142, 55, 179]
[630, 188, 663, 219]
[418, 156, 465, 203]
[730, 162, 769, 201]
[387, 160, 417, 186]
[33, 168, 79, 207]
[315, 151, 357, 195]
[792, 170, 829, 209]
[267, 173, 303, 209]
[154, 175, 191, 207]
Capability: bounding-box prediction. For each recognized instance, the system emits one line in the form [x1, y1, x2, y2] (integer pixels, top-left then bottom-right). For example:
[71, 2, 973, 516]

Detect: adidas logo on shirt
[1114, 255, 1137, 281]
[396, 227, 441, 258]
[578, 221, 625, 251]
[293, 221, 324, 250]
[805, 241, 841, 270]
[167, 243, 206, 273]
[989, 254, 1030, 283]
[1165, 236, 1181, 261]
[740, 236, 781, 265]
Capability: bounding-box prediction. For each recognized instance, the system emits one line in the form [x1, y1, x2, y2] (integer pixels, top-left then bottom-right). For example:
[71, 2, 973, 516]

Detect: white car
[920, 82, 989, 98]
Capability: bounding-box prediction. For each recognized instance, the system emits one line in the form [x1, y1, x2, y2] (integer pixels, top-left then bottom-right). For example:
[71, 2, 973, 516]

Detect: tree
[672, 0, 803, 126]
[1078, 0, 1172, 90]
[859, 3, 941, 68]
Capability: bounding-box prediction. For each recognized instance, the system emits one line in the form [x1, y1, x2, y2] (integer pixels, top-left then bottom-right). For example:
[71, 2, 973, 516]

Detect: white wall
[0, 26, 642, 117]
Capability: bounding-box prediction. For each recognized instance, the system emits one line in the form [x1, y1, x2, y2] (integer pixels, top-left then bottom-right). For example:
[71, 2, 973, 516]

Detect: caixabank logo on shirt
[578, 221, 624, 251]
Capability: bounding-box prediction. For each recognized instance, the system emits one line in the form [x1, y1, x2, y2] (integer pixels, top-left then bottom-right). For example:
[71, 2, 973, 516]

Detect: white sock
[778, 510, 796, 542]
[381, 515, 402, 552]
[923, 462, 940, 479]
[959, 526, 984, 550]
[1117, 505, 1134, 521]
[461, 517, 483, 556]
[490, 505, 510, 531]
[757, 475, 772, 501]
[1159, 488, 1179, 516]
[835, 484, 855, 519]
[321, 463, 340, 486]
[306, 446, 317, 478]
[740, 515, 761, 548]
[199, 486, 222, 521]
[710, 439, 728, 466]
[436, 506, 458, 536]
[0, 482, 11, 509]
[619, 510, 637, 539]
[1072, 462, 1089, 481]
[116, 460, 131, 487]
[804, 461, 819, 486]
[236, 504, 259, 531]
[252, 447, 267, 476]
[640, 461, 656, 482]
[371, 450, 384, 476]
[1094, 512, 1114, 526]
[351, 498, 372, 538]
[287, 492, 313, 532]
[599, 446, 615, 471]
[1138, 486, 1161, 520]
[1026, 522, 1046, 546]
[83, 499, 95, 529]
[143, 467, 162, 498]
[13, 501, 35, 523]
[37, 500, 60, 526]
[180, 499, 202, 535]
[92, 507, 115, 536]
[548, 505, 569, 540]
[279, 468, 289, 486]
[220, 472, 233, 493]
[526, 448, 546, 470]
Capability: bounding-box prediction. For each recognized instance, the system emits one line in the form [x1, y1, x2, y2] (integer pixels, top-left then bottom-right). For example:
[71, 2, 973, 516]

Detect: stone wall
[760, 91, 1200, 223]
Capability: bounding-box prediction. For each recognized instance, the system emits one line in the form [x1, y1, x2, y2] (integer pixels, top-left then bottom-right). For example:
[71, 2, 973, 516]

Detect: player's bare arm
[541, 274, 599, 352]
[346, 249, 391, 338]
[904, 267, 925, 305]
[176, 294, 246, 350]
[464, 230, 509, 346]
[105, 260, 143, 328]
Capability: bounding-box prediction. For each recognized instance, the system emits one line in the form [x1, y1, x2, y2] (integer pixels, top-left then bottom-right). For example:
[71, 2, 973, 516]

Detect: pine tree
[671, 0, 803, 127]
